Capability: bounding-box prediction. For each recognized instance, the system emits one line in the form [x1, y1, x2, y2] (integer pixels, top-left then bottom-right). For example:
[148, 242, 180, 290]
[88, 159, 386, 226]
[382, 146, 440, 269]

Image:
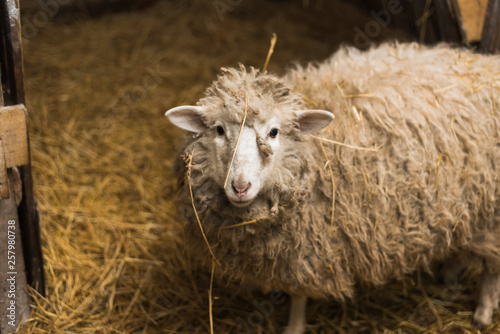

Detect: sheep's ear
[295, 110, 335, 135]
[165, 106, 207, 133]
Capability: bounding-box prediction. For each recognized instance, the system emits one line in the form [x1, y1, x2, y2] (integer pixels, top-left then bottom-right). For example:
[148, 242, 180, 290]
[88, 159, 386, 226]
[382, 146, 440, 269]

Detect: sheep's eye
[269, 128, 279, 138]
[216, 126, 225, 136]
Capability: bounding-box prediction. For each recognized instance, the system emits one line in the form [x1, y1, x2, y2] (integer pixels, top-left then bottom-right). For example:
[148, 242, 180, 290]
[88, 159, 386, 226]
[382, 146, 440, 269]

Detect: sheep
[164, 42, 500, 333]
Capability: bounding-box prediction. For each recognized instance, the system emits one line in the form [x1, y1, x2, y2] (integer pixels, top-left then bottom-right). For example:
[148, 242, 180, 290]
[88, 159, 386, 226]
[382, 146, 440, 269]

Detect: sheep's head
[165, 66, 334, 207]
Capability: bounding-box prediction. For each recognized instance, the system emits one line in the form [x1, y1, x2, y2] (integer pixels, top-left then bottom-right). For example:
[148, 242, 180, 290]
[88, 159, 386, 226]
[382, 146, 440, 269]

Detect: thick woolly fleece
[175, 43, 500, 301]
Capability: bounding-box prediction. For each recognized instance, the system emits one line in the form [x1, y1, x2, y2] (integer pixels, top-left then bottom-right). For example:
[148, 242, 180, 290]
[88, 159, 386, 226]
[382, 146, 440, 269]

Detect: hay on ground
[17, 0, 499, 333]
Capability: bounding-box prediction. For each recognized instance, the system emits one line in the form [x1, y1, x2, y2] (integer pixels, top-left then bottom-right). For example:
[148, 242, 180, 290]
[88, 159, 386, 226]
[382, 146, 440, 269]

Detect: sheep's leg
[283, 295, 307, 334]
[473, 268, 500, 327]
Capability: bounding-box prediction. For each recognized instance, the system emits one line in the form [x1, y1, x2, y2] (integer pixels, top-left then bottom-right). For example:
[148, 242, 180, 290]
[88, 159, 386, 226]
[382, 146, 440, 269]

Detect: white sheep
[165, 42, 500, 333]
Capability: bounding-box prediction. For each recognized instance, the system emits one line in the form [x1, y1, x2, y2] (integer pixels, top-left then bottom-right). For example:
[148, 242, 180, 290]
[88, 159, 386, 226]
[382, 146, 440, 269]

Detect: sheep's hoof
[473, 306, 493, 328]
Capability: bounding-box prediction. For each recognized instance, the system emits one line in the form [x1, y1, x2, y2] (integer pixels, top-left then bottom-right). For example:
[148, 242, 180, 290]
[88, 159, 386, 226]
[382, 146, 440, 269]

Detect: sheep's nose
[232, 181, 251, 198]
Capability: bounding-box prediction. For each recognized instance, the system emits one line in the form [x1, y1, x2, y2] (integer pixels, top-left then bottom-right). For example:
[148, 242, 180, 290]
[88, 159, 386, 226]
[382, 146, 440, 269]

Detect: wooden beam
[1, 0, 25, 104]
[479, 0, 500, 53]
[0, 105, 29, 169]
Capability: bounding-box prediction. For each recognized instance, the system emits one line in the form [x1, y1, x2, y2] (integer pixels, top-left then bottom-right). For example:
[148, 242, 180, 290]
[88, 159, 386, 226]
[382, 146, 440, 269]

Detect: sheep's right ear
[165, 106, 208, 133]
[295, 109, 335, 135]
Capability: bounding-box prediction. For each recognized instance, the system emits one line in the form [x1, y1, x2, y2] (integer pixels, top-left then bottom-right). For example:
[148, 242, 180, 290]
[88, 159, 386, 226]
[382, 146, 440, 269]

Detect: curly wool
[176, 42, 500, 301]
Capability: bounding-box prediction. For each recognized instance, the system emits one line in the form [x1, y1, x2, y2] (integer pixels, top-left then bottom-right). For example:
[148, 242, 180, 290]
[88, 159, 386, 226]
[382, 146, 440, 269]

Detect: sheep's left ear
[165, 106, 208, 133]
[295, 110, 335, 135]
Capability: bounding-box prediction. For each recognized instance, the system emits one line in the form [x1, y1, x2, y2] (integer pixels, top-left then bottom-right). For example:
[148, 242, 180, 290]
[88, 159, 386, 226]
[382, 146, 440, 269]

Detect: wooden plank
[1, 0, 25, 104]
[452, 0, 488, 42]
[0, 139, 10, 199]
[479, 0, 500, 53]
[0, 105, 28, 168]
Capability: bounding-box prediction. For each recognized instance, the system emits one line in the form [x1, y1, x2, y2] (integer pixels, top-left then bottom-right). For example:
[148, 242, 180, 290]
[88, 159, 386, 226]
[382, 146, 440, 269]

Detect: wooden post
[479, 0, 500, 53]
[0, 0, 45, 331]
[0, 0, 45, 295]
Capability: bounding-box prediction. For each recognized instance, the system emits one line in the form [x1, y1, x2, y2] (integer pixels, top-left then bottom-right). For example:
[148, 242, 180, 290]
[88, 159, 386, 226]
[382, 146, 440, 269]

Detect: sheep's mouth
[225, 179, 260, 207]
[229, 198, 254, 207]
[226, 191, 256, 207]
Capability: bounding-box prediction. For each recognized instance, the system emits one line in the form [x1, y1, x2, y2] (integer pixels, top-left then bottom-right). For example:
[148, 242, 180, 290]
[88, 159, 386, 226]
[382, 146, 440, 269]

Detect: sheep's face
[165, 104, 333, 207]
[210, 115, 282, 206]
[165, 67, 334, 207]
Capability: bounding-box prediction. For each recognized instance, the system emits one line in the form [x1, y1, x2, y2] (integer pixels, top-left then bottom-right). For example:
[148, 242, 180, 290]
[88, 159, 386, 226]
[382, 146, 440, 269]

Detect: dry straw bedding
[16, 0, 499, 333]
